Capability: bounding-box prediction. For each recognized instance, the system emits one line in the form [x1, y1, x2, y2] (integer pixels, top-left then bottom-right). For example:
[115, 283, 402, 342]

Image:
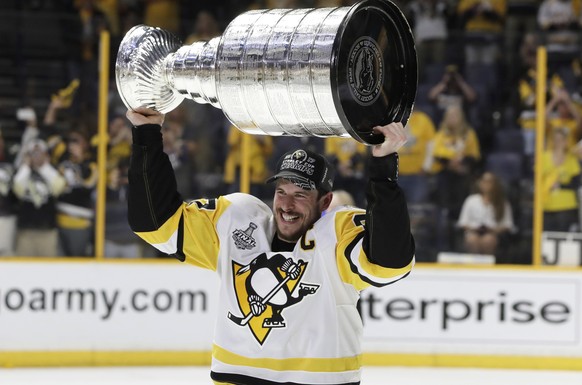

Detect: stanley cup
[116, 0, 417, 145]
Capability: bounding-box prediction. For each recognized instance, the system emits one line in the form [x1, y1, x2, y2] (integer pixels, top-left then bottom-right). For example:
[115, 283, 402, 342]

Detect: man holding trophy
[120, 1, 417, 384]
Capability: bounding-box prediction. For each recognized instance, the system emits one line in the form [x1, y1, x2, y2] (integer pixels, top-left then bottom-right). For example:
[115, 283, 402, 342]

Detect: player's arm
[364, 123, 415, 269]
[126, 108, 224, 270]
[335, 123, 415, 290]
[126, 108, 183, 234]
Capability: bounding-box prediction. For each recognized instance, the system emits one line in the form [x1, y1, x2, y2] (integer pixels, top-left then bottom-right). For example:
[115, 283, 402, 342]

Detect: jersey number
[192, 198, 217, 211]
[353, 213, 365, 227]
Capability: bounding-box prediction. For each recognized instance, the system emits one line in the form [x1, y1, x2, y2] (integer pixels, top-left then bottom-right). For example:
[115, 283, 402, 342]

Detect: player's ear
[319, 191, 333, 212]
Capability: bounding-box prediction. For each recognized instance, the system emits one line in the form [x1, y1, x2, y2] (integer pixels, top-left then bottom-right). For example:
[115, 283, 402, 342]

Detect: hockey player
[126, 107, 415, 385]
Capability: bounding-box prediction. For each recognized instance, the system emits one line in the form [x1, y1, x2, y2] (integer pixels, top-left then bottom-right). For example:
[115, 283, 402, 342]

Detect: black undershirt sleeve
[127, 124, 183, 233]
[362, 153, 415, 269]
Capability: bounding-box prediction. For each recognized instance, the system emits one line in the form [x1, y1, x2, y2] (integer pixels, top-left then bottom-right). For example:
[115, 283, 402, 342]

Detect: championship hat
[266, 149, 335, 192]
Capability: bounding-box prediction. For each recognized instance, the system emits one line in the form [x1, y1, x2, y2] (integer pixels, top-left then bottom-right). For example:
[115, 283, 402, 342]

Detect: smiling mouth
[281, 212, 300, 223]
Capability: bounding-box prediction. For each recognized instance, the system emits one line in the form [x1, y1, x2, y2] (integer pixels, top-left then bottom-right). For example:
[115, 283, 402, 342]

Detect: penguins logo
[228, 253, 319, 345]
[347, 36, 383, 106]
[291, 149, 307, 161]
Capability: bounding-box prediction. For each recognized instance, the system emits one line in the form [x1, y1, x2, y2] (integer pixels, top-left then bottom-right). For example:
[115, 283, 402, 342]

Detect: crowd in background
[0, 0, 581, 263]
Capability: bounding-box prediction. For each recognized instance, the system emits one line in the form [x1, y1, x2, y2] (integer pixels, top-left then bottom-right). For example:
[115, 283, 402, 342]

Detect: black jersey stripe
[211, 371, 360, 385]
[343, 232, 385, 288]
[171, 213, 186, 262]
[343, 232, 410, 288]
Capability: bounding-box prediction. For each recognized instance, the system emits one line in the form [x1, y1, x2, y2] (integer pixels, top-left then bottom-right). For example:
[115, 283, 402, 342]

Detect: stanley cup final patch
[232, 222, 258, 250]
[228, 253, 320, 345]
[347, 36, 383, 106]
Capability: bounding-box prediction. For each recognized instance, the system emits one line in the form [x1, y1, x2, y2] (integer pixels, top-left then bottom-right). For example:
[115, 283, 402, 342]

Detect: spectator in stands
[457, 171, 515, 255]
[224, 125, 273, 201]
[545, 85, 582, 150]
[406, 0, 450, 75]
[13, 106, 39, 168]
[398, 108, 437, 205]
[56, 129, 98, 256]
[428, 64, 478, 123]
[515, 32, 540, 137]
[42, 93, 84, 164]
[516, 40, 571, 158]
[16, 95, 77, 167]
[0, 130, 17, 256]
[324, 136, 368, 208]
[107, 114, 132, 173]
[12, 139, 66, 257]
[537, 0, 582, 70]
[456, 0, 507, 65]
[504, 0, 540, 85]
[542, 127, 581, 232]
[433, 105, 482, 220]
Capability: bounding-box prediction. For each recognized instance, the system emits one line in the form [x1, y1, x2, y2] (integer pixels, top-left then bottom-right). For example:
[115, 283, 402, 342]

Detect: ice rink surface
[1, 366, 582, 385]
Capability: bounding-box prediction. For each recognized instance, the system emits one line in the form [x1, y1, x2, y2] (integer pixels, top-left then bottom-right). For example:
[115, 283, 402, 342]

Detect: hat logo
[281, 150, 315, 176]
[291, 150, 307, 161]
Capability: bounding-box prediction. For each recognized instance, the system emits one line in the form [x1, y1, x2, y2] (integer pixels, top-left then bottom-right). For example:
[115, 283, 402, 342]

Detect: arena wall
[0, 260, 580, 370]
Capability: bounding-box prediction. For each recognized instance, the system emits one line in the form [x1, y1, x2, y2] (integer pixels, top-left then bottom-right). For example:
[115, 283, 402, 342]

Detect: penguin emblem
[229, 253, 319, 345]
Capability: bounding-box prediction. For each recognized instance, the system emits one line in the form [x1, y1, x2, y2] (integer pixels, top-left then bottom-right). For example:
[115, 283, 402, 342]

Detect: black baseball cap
[266, 148, 335, 192]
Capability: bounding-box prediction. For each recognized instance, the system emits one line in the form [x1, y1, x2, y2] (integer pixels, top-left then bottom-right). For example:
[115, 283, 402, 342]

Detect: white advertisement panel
[1, 262, 581, 360]
[0, 262, 219, 351]
[362, 268, 581, 356]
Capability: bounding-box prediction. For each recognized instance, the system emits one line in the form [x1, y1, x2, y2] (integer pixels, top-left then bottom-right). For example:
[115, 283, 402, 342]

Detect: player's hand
[371, 122, 407, 158]
[126, 107, 165, 127]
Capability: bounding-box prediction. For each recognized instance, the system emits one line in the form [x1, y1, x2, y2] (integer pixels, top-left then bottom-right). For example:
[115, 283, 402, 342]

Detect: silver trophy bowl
[116, 0, 417, 144]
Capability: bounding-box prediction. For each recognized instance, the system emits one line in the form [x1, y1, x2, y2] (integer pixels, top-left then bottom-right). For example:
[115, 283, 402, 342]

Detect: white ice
[1, 366, 582, 385]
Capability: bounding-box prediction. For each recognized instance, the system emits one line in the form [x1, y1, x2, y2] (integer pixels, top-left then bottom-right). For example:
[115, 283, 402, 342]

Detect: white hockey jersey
[135, 192, 414, 385]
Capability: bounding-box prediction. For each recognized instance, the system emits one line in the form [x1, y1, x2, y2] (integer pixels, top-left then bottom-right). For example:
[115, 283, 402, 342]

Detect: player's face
[273, 180, 330, 243]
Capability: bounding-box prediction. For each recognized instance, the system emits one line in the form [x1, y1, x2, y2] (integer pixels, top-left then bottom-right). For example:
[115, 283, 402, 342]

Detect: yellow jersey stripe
[181, 198, 230, 271]
[334, 209, 414, 288]
[357, 249, 415, 280]
[336, 245, 369, 291]
[334, 210, 370, 290]
[212, 344, 362, 373]
[135, 206, 183, 247]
